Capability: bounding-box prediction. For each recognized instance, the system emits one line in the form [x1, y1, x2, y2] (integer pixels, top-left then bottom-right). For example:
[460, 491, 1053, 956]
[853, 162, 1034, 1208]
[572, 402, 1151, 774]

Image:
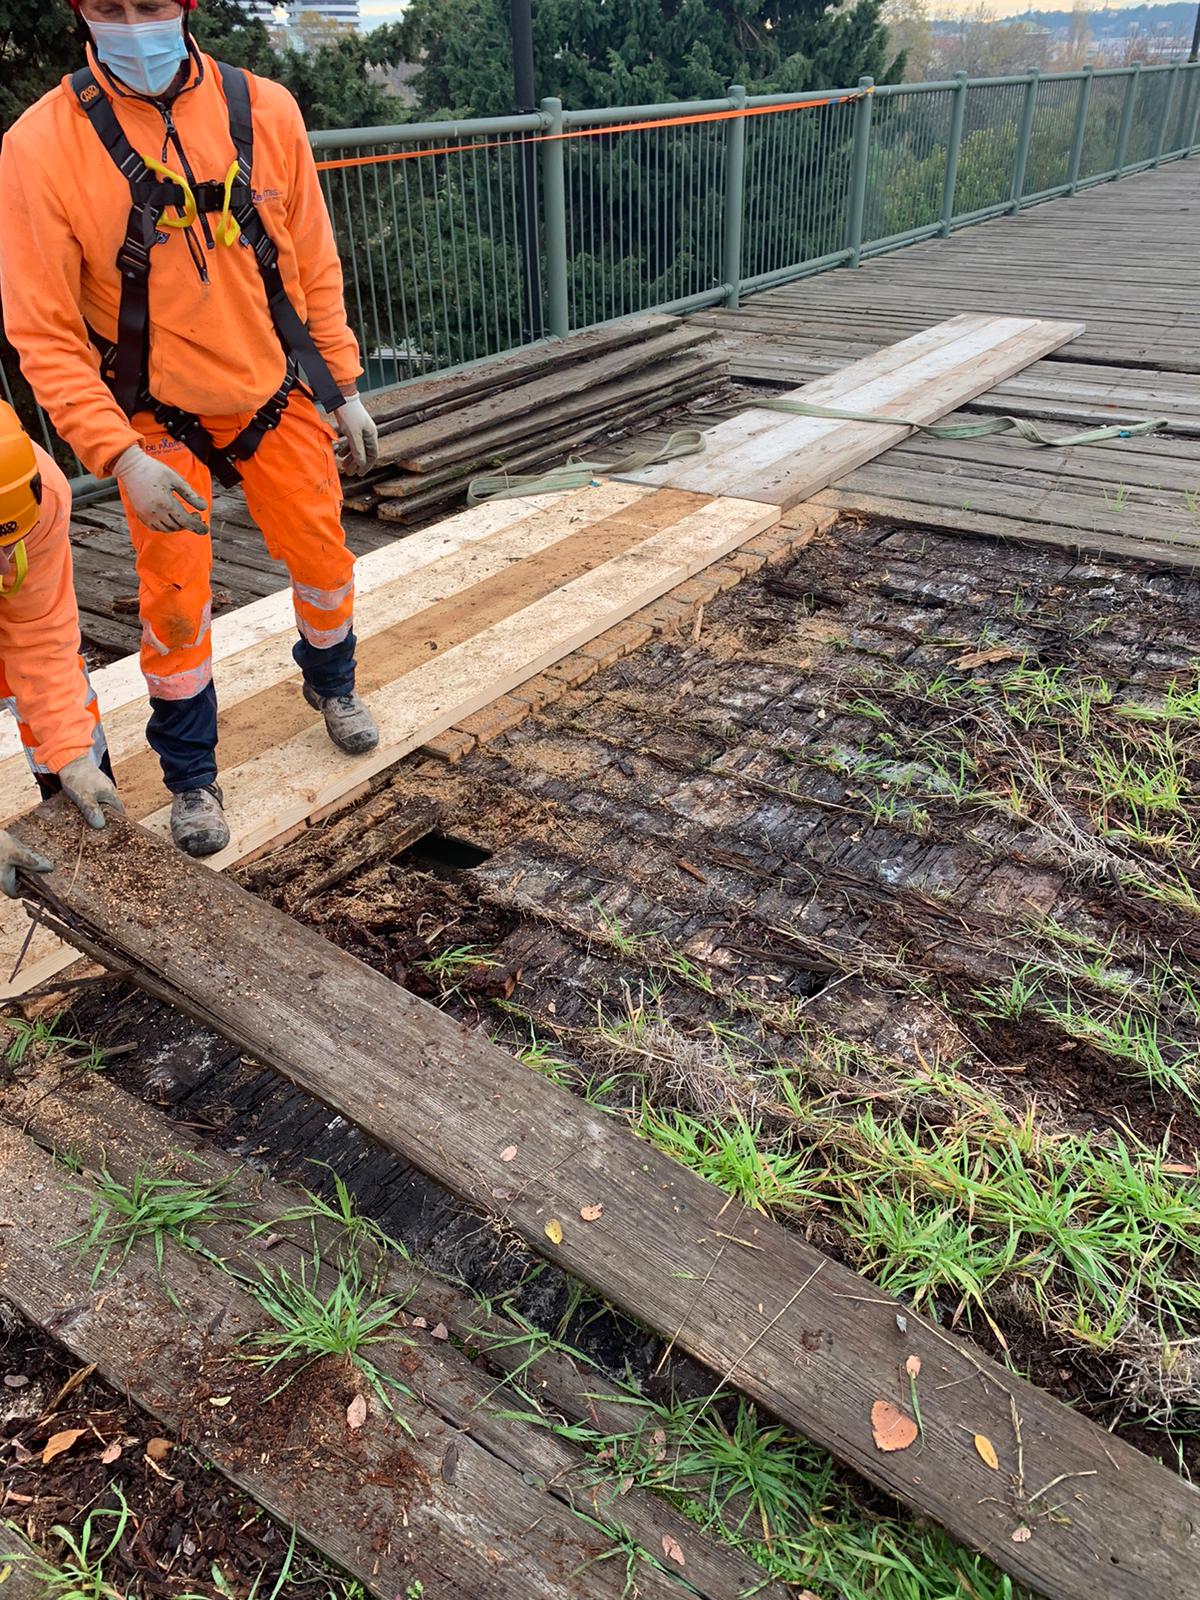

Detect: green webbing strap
[467, 429, 705, 504]
[758, 398, 1168, 448]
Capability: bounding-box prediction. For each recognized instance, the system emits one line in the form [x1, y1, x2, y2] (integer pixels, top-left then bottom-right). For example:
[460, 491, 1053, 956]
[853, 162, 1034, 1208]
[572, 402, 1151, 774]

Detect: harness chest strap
[69, 63, 346, 484]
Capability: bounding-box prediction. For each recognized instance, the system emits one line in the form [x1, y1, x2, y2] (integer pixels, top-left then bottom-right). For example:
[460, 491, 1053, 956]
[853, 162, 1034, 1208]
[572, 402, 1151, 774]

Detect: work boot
[303, 683, 379, 756]
[170, 784, 231, 859]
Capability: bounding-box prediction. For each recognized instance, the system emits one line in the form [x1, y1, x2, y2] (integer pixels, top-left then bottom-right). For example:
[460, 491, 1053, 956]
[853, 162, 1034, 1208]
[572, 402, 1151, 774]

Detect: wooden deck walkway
[693, 160, 1200, 567]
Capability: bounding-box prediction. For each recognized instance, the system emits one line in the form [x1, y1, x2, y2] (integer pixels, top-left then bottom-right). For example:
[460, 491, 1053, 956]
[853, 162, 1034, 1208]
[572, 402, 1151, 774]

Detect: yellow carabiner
[216, 160, 242, 248]
[144, 155, 198, 231]
[0, 540, 29, 600]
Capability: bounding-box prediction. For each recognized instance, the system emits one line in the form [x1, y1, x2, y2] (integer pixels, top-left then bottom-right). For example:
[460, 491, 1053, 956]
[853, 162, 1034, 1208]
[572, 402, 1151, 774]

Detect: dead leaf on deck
[544, 1219, 564, 1246]
[974, 1433, 1000, 1470]
[145, 1438, 173, 1462]
[346, 1395, 368, 1431]
[661, 1534, 685, 1567]
[100, 1442, 122, 1465]
[412, 1317, 428, 1330]
[904, 1355, 921, 1378]
[2, 1375, 28, 1390]
[431, 1323, 449, 1341]
[870, 1400, 918, 1453]
[42, 1429, 86, 1465]
[500, 1145, 518, 1163]
[952, 646, 1021, 671]
[47, 1363, 97, 1412]
[580, 1203, 604, 1223]
[1012, 1525, 1032, 1543]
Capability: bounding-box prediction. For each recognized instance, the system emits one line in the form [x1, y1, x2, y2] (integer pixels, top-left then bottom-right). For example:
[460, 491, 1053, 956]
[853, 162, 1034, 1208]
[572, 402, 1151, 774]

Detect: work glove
[0, 830, 53, 899]
[333, 392, 380, 477]
[58, 755, 125, 832]
[114, 444, 209, 536]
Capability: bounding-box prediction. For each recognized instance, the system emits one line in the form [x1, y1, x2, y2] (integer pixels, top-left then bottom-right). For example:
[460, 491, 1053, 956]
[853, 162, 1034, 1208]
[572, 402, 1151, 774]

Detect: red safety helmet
[67, 1, 198, 8]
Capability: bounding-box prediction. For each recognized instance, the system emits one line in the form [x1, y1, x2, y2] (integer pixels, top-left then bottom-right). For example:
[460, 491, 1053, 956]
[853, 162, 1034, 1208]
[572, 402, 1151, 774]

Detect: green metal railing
[3, 58, 1198, 492]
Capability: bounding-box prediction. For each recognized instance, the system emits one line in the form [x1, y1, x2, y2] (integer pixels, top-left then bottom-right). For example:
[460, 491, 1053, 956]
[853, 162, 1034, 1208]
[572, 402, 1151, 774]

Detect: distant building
[242, 2, 362, 25]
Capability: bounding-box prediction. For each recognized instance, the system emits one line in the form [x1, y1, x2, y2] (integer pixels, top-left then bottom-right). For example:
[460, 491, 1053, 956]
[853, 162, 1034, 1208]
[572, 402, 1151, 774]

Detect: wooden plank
[812, 486, 1200, 568]
[0, 1120, 709, 1600]
[0, 483, 656, 822]
[620, 316, 1083, 506]
[0, 487, 632, 768]
[0, 1529, 46, 1600]
[14, 799, 1200, 1600]
[381, 327, 715, 471]
[366, 312, 679, 424]
[2, 1068, 786, 1600]
[0, 488, 781, 996]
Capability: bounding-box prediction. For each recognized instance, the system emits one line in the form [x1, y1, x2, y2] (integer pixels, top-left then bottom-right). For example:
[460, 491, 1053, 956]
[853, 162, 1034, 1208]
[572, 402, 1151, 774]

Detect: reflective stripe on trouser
[120, 389, 358, 791]
[0, 654, 106, 780]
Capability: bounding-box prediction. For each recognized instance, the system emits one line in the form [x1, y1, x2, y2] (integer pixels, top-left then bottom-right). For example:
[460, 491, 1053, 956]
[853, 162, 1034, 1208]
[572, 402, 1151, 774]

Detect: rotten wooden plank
[1, 1066, 786, 1600]
[0, 1118, 738, 1600]
[12, 800, 1200, 1600]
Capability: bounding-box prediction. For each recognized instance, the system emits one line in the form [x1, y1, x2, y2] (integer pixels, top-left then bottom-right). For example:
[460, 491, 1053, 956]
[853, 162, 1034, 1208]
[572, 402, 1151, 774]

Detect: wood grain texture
[0, 1120, 707, 1600]
[3, 1068, 786, 1600]
[619, 315, 1083, 507]
[14, 801, 1200, 1600]
[0, 487, 780, 998]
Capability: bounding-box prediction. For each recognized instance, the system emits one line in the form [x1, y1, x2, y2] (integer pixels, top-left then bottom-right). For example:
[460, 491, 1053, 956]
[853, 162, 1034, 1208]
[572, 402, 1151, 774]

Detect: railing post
[721, 84, 748, 309]
[1188, 64, 1200, 154]
[1115, 61, 1141, 175]
[846, 76, 875, 266]
[1067, 65, 1093, 192]
[1152, 61, 1181, 163]
[939, 71, 969, 234]
[1010, 67, 1039, 209]
[539, 97, 570, 337]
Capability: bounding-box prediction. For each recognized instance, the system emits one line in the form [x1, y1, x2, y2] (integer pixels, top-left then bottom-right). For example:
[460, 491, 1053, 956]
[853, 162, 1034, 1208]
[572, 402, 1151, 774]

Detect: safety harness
[70, 59, 345, 488]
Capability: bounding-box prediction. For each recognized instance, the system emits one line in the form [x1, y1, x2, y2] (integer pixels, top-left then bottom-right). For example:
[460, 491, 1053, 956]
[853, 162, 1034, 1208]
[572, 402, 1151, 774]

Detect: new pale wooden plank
[622, 314, 1007, 492]
[15, 802, 1200, 1600]
[136, 493, 778, 866]
[620, 316, 1082, 504]
[0, 484, 653, 818]
[0, 486, 617, 768]
[0, 490, 781, 996]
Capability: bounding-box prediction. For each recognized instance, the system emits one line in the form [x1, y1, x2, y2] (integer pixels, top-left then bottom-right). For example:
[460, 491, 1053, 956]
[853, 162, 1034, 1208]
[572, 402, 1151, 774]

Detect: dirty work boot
[170, 784, 231, 859]
[303, 683, 379, 756]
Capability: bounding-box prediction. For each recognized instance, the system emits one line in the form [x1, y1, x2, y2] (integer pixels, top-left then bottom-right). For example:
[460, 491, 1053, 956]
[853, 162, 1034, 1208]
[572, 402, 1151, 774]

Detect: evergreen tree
[396, 0, 902, 119]
[0, 0, 78, 133]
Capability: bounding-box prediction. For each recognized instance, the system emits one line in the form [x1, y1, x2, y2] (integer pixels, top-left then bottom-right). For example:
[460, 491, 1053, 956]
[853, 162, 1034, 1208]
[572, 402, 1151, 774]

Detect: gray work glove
[0, 830, 53, 899]
[59, 755, 125, 831]
[114, 444, 209, 535]
[333, 392, 380, 476]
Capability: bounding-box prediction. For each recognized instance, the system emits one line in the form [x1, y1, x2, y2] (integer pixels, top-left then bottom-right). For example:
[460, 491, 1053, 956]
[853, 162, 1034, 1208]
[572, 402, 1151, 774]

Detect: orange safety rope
[314, 89, 870, 173]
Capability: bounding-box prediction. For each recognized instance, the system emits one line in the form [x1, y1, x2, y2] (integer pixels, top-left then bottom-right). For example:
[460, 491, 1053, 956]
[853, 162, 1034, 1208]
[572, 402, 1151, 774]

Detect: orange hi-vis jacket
[0, 445, 104, 778]
[0, 50, 362, 480]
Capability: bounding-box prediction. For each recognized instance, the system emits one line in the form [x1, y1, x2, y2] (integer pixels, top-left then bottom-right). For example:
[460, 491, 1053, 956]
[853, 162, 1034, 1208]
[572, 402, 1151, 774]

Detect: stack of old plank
[355, 312, 726, 526]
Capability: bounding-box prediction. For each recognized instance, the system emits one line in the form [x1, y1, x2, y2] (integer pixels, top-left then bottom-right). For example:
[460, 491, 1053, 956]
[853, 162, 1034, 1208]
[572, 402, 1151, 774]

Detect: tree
[0, 0, 78, 134]
[396, 0, 903, 119]
[882, 0, 933, 82]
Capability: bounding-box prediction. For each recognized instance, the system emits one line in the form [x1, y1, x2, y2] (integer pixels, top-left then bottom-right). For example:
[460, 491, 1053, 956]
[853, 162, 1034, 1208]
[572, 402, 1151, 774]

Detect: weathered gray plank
[2, 1067, 785, 1600]
[13, 801, 1200, 1600]
[0, 1120, 714, 1600]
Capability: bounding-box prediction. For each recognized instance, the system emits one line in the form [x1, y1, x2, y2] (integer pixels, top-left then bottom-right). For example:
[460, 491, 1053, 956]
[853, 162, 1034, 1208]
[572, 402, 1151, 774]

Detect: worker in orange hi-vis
[0, 402, 123, 897]
[0, 0, 381, 860]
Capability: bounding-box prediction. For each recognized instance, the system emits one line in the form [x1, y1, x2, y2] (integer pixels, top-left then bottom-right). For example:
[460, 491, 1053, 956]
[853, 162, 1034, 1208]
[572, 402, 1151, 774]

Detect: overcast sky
[360, 1, 407, 23]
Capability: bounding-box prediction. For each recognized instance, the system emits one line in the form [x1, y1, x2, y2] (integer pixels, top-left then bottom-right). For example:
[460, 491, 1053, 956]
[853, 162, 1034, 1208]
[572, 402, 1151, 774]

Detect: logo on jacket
[0, 521, 19, 539]
[252, 188, 282, 204]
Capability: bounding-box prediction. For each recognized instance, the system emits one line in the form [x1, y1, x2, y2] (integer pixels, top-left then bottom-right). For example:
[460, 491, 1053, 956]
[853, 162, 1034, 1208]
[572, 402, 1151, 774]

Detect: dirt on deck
[9, 511, 1200, 1588]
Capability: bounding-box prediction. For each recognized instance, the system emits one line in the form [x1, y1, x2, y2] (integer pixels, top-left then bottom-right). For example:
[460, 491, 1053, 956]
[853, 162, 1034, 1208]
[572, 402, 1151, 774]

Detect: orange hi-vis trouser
[120, 389, 356, 794]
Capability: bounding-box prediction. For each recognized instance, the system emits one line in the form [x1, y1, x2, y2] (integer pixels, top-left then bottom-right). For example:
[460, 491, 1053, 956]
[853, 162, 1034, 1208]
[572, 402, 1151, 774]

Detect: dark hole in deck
[397, 831, 494, 875]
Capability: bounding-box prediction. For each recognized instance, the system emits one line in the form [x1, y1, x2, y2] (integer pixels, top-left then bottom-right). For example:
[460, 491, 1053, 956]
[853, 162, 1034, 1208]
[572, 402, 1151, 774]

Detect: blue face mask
[90, 16, 188, 98]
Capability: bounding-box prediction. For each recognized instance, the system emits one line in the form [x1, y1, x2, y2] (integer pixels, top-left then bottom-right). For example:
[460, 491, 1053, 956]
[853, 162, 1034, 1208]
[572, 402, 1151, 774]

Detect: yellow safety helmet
[0, 402, 41, 546]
